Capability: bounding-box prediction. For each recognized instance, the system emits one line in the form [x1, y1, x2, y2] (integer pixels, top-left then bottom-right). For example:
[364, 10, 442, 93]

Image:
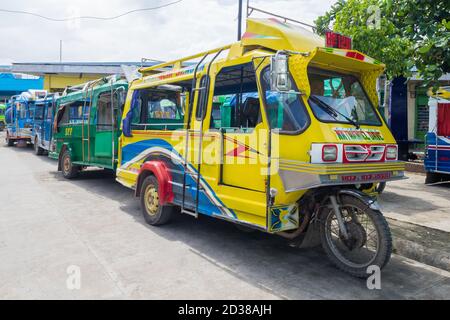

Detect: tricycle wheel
[140, 175, 173, 226]
[319, 195, 392, 278]
[34, 137, 44, 155]
[6, 134, 14, 147]
[61, 150, 79, 179]
[375, 182, 386, 194]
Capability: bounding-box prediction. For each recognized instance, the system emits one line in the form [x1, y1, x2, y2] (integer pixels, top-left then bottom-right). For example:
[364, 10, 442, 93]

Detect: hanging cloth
[437, 102, 450, 137]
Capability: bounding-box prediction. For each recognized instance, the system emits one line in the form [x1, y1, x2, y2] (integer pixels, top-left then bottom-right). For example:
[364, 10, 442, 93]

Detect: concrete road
[381, 173, 450, 232]
[0, 135, 449, 299]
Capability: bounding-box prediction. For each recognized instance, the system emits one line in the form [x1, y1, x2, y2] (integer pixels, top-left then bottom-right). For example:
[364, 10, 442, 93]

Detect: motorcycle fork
[329, 195, 349, 239]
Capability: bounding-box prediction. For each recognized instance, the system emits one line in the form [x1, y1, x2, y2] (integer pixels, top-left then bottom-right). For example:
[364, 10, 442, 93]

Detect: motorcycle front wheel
[319, 194, 392, 278]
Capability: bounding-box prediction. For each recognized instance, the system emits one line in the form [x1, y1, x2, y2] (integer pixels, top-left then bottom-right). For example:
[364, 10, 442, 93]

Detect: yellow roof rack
[139, 44, 233, 76]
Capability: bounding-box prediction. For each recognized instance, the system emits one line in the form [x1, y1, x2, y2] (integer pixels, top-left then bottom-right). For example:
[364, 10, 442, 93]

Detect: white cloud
[0, 0, 334, 64]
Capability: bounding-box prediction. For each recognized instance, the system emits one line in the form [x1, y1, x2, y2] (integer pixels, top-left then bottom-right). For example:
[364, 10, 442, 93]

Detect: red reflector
[346, 51, 365, 61]
[325, 31, 352, 50]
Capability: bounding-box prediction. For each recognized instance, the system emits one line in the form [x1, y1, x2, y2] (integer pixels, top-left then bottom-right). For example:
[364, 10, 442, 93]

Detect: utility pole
[59, 40, 62, 63]
[237, 0, 243, 40]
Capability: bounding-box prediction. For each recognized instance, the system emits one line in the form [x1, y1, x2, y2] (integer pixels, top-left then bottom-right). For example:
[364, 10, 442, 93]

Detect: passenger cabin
[5, 90, 47, 146]
[116, 17, 403, 232]
[52, 76, 128, 175]
[32, 93, 59, 155]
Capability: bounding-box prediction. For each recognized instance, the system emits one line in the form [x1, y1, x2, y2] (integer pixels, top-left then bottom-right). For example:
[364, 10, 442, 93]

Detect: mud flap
[289, 221, 321, 249]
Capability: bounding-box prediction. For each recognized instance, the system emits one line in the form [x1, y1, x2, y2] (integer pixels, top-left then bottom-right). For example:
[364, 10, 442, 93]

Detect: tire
[60, 150, 79, 179]
[425, 172, 442, 184]
[140, 175, 173, 226]
[34, 137, 44, 155]
[319, 195, 392, 278]
[375, 182, 386, 194]
[6, 135, 14, 147]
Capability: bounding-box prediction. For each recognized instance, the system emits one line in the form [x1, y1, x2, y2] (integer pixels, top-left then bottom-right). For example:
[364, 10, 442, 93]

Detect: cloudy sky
[0, 0, 334, 65]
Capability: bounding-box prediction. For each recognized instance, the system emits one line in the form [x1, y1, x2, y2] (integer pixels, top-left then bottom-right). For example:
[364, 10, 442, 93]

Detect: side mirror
[122, 114, 132, 137]
[122, 91, 134, 138]
[270, 51, 291, 92]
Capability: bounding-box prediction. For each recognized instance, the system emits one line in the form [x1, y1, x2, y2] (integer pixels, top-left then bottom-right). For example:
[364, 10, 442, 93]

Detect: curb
[405, 162, 426, 174]
[388, 218, 450, 272]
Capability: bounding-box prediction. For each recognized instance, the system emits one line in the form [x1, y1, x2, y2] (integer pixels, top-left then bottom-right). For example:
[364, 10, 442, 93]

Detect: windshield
[261, 67, 309, 133]
[308, 68, 381, 126]
[34, 105, 45, 120]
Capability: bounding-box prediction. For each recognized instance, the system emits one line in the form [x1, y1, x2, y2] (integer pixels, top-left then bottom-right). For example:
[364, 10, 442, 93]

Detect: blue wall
[0, 73, 44, 97]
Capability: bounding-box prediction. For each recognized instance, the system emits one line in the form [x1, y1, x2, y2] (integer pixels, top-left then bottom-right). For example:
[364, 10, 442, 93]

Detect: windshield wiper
[309, 95, 360, 129]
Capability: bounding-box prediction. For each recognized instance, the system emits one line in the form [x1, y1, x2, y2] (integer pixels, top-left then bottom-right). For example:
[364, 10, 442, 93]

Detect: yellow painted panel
[43, 74, 104, 92]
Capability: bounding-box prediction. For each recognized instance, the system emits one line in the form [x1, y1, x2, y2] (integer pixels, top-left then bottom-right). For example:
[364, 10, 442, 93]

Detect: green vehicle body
[0, 104, 6, 131]
[51, 76, 128, 171]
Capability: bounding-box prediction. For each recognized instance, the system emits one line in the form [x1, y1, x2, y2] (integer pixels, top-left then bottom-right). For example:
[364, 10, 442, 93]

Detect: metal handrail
[62, 75, 122, 97]
[139, 44, 232, 75]
[247, 5, 316, 31]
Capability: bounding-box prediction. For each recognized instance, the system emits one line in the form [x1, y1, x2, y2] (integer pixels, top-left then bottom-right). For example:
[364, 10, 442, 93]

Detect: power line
[0, 0, 184, 22]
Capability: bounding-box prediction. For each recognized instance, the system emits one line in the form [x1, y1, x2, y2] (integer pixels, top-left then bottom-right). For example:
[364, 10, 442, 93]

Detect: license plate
[340, 172, 392, 182]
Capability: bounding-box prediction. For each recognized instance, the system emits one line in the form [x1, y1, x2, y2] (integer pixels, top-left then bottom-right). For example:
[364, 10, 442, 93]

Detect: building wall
[43, 74, 104, 92]
[0, 73, 44, 101]
[407, 82, 416, 140]
[406, 79, 449, 143]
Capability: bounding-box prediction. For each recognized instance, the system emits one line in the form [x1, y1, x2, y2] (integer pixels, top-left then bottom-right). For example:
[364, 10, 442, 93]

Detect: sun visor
[311, 48, 385, 74]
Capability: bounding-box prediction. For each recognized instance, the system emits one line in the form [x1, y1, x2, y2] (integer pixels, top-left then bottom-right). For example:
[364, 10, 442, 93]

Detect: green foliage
[315, 0, 450, 87]
[392, 0, 450, 89]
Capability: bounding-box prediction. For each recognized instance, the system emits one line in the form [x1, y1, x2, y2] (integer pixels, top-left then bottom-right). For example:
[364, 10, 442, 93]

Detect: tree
[392, 0, 450, 88]
[315, 0, 450, 88]
[314, 0, 411, 79]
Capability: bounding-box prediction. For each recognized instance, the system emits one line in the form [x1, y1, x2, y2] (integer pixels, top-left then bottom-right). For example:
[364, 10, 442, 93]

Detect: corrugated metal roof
[13, 61, 160, 66]
[10, 61, 163, 75]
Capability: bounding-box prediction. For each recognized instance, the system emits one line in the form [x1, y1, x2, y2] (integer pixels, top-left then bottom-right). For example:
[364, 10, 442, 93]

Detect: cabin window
[59, 101, 90, 125]
[34, 105, 45, 120]
[130, 86, 184, 131]
[69, 104, 89, 123]
[29, 106, 35, 120]
[130, 91, 142, 126]
[307, 68, 382, 126]
[196, 76, 210, 120]
[18, 104, 27, 119]
[260, 67, 310, 133]
[96, 92, 119, 132]
[46, 104, 53, 120]
[210, 63, 261, 132]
